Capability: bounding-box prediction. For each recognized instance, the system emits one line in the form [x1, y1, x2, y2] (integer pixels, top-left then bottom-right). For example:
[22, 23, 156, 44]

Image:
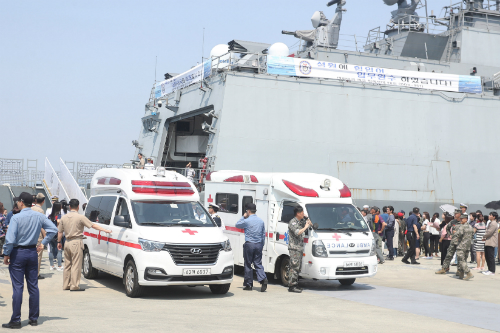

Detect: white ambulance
[204, 171, 377, 286]
[82, 167, 234, 297]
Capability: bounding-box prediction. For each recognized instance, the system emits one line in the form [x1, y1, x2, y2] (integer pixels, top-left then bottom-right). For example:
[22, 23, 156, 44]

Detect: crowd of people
[358, 203, 499, 279]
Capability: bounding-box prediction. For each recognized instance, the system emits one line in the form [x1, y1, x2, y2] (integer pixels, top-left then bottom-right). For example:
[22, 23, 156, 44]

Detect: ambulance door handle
[275, 232, 280, 241]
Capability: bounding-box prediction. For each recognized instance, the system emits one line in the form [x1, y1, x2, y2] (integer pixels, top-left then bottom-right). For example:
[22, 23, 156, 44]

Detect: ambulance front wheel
[83, 248, 99, 279]
[339, 278, 356, 286]
[124, 260, 144, 298]
[209, 283, 231, 294]
[280, 256, 290, 286]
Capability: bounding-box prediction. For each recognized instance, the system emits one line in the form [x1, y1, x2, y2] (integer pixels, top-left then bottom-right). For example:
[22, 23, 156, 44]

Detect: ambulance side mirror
[114, 215, 131, 228]
[312, 223, 319, 230]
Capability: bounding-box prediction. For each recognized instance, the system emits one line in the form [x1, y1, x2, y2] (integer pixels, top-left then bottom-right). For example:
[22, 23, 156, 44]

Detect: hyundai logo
[190, 248, 202, 254]
[349, 243, 355, 247]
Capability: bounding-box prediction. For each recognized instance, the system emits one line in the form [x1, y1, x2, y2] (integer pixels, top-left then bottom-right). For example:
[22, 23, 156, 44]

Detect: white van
[82, 167, 234, 297]
[204, 171, 377, 286]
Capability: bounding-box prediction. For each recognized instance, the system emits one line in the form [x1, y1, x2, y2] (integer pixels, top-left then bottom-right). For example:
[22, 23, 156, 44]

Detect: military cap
[208, 203, 219, 211]
[454, 209, 462, 214]
[460, 213, 468, 219]
[460, 203, 468, 209]
[36, 193, 45, 200]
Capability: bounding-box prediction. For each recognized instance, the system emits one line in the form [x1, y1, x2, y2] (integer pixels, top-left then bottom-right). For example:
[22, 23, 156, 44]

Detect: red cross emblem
[332, 233, 342, 241]
[207, 194, 213, 203]
[98, 231, 102, 244]
[182, 229, 198, 235]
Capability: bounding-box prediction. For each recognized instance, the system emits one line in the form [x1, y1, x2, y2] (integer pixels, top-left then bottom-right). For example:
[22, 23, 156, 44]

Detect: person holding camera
[287, 206, 313, 293]
[235, 203, 268, 292]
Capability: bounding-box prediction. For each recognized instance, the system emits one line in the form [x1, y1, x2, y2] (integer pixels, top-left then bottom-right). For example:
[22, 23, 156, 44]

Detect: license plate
[183, 268, 211, 276]
[344, 261, 363, 268]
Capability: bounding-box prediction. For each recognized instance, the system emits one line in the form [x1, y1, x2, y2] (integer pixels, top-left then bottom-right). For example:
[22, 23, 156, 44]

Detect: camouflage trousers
[288, 250, 302, 287]
[442, 242, 458, 270]
[456, 249, 470, 274]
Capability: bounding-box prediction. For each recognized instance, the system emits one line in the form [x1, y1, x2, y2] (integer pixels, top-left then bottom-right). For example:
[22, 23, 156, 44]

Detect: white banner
[267, 55, 482, 94]
[43, 158, 70, 205]
[155, 60, 212, 99]
[59, 158, 88, 214]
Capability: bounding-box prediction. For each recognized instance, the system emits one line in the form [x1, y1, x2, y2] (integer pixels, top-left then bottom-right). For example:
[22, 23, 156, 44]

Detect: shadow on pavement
[20, 316, 68, 326]
[86, 271, 235, 300]
[234, 270, 375, 292]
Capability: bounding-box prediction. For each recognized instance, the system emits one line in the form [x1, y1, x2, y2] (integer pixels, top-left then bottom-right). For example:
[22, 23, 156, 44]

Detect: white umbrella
[439, 204, 458, 215]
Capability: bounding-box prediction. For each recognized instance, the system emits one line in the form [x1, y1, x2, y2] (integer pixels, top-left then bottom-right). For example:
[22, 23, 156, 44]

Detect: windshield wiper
[336, 227, 371, 236]
[139, 222, 168, 226]
[316, 227, 351, 235]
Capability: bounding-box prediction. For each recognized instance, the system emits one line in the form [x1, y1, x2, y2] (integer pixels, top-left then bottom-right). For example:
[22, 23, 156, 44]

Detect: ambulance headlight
[221, 239, 232, 252]
[138, 238, 165, 252]
[312, 240, 328, 258]
[370, 239, 376, 256]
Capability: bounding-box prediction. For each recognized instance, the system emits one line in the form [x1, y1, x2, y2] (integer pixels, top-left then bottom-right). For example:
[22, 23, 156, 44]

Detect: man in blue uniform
[401, 207, 420, 265]
[2, 192, 58, 328]
[235, 203, 268, 292]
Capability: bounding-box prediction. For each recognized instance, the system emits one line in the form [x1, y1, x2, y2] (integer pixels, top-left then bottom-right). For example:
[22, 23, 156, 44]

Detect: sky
[0, 0, 454, 170]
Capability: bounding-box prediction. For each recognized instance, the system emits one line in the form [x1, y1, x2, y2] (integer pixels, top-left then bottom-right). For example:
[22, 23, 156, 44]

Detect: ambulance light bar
[223, 175, 259, 183]
[131, 180, 194, 196]
[282, 180, 319, 198]
[97, 177, 122, 185]
[339, 184, 351, 198]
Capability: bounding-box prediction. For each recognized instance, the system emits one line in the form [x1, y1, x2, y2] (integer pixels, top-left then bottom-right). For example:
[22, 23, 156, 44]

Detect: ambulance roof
[206, 170, 352, 200]
[91, 168, 200, 201]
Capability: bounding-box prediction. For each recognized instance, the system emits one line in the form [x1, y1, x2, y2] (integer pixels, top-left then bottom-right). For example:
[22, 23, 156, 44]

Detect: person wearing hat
[57, 198, 112, 291]
[31, 193, 47, 279]
[2, 192, 58, 329]
[436, 209, 464, 275]
[235, 203, 268, 292]
[208, 204, 224, 229]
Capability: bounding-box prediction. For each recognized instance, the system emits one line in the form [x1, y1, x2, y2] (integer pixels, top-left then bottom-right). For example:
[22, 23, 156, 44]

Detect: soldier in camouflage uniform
[436, 210, 463, 275]
[454, 214, 475, 280]
[287, 206, 312, 293]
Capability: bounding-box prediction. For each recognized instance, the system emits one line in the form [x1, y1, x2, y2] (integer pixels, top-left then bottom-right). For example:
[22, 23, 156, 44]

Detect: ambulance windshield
[305, 204, 369, 232]
[130, 201, 216, 227]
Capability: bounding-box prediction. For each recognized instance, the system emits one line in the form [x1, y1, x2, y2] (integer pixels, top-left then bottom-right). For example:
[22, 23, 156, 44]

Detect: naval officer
[57, 199, 111, 291]
[208, 203, 225, 229]
[31, 193, 46, 279]
[2, 192, 58, 329]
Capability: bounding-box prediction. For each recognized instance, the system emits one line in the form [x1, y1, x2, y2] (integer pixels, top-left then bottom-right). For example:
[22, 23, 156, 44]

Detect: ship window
[216, 193, 238, 214]
[280, 201, 300, 223]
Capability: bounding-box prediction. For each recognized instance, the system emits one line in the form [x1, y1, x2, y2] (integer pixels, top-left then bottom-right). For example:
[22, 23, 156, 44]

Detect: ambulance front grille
[162, 243, 223, 265]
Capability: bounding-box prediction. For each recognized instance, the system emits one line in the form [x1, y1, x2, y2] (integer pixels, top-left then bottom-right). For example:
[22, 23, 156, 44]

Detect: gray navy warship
[133, 0, 500, 213]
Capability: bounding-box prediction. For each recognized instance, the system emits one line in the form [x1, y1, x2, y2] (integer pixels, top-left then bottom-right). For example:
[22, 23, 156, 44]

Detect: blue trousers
[8, 247, 40, 322]
[243, 242, 266, 287]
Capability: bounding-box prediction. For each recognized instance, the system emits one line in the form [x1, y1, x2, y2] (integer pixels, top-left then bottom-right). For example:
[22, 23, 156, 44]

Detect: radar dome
[210, 44, 229, 58]
[383, 0, 399, 5]
[311, 11, 322, 28]
[210, 44, 233, 69]
[268, 42, 290, 57]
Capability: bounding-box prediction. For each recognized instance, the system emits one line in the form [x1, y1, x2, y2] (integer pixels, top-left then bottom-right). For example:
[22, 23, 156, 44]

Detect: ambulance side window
[216, 193, 238, 214]
[115, 198, 130, 222]
[97, 196, 117, 225]
[241, 196, 253, 216]
[280, 201, 300, 223]
[86, 197, 102, 222]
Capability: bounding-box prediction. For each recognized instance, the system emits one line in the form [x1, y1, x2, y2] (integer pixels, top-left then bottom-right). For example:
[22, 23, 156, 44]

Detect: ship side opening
[160, 113, 212, 178]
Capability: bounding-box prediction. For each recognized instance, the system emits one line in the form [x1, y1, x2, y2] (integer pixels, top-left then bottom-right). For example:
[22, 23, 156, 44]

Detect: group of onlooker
[359, 204, 499, 275]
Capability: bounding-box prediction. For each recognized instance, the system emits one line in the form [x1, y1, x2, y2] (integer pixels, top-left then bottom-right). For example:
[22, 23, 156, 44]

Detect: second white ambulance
[204, 171, 377, 286]
[82, 167, 234, 297]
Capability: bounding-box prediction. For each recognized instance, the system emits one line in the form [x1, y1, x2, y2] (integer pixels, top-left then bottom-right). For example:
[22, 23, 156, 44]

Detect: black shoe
[411, 261, 420, 265]
[2, 322, 21, 329]
[70, 289, 85, 292]
[243, 286, 252, 291]
[387, 257, 394, 261]
[288, 286, 302, 293]
[260, 279, 268, 292]
[38, 275, 45, 280]
[28, 320, 37, 326]
[402, 259, 410, 264]
[451, 263, 457, 266]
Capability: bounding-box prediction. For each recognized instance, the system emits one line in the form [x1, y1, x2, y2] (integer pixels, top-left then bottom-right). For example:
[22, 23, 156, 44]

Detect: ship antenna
[154, 55, 157, 83]
[202, 27, 205, 63]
